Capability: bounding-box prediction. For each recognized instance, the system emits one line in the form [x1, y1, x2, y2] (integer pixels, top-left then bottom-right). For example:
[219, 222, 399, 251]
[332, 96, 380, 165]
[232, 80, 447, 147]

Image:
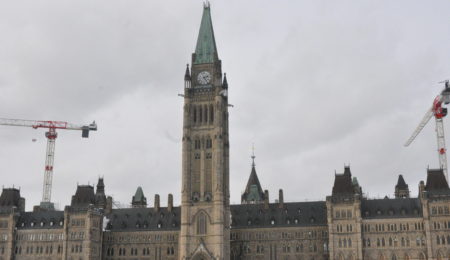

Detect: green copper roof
[132, 186, 146, 203]
[194, 4, 218, 64]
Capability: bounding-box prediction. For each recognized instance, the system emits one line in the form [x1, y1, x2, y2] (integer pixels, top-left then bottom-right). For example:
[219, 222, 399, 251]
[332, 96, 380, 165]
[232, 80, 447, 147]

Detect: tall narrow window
[193, 107, 197, 123]
[199, 106, 202, 123]
[197, 213, 207, 235]
[210, 105, 214, 123]
[204, 105, 208, 123]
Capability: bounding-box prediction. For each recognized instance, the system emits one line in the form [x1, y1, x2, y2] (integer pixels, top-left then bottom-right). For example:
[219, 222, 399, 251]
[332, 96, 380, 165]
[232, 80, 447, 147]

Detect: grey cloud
[1, 0, 450, 209]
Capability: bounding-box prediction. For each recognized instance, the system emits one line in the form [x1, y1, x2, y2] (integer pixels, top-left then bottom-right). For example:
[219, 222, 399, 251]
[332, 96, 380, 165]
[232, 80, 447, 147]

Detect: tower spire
[251, 143, 256, 167]
[242, 144, 265, 204]
[193, 3, 218, 64]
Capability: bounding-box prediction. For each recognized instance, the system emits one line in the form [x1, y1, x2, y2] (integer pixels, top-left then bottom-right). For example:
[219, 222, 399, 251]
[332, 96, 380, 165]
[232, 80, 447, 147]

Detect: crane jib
[0, 117, 97, 210]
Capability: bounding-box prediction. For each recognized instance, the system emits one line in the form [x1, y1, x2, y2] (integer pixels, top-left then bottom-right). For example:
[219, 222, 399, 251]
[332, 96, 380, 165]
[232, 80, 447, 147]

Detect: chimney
[154, 194, 160, 211]
[105, 196, 113, 215]
[168, 194, 173, 212]
[278, 189, 284, 208]
[264, 190, 269, 209]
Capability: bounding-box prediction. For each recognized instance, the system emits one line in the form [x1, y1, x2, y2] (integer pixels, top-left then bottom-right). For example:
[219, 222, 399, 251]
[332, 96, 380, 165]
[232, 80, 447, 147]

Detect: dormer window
[30, 222, 35, 227]
[40, 222, 44, 227]
[49, 221, 54, 226]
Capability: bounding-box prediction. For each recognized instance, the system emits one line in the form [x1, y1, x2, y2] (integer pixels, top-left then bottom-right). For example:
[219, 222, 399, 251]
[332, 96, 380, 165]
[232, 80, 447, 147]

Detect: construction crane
[404, 80, 450, 181]
[0, 118, 97, 210]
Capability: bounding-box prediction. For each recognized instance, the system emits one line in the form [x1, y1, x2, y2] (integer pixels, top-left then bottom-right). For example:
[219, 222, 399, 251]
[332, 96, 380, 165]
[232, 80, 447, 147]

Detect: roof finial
[185, 64, 191, 80]
[251, 143, 256, 167]
[204, 1, 210, 8]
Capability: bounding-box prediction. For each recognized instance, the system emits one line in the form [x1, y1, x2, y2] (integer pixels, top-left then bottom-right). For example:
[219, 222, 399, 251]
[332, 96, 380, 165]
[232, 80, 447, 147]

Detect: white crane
[0, 118, 97, 210]
[404, 80, 450, 181]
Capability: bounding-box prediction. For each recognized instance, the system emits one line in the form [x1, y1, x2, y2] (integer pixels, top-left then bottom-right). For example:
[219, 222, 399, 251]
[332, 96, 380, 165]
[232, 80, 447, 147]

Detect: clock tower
[179, 3, 230, 260]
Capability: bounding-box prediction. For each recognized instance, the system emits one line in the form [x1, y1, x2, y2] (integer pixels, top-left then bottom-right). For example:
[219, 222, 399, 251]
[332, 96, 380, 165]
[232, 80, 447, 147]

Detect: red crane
[405, 80, 450, 181]
[0, 118, 97, 210]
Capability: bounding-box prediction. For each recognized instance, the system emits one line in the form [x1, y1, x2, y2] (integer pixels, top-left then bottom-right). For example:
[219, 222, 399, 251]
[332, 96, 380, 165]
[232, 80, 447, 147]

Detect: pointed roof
[425, 169, 449, 191]
[395, 174, 408, 190]
[0, 188, 22, 208]
[245, 166, 263, 194]
[193, 3, 218, 64]
[241, 154, 265, 203]
[332, 166, 355, 195]
[223, 73, 228, 88]
[132, 186, 147, 205]
[71, 185, 96, 207]
[96, 177, 105, 194]
[184, 64, 191, 80]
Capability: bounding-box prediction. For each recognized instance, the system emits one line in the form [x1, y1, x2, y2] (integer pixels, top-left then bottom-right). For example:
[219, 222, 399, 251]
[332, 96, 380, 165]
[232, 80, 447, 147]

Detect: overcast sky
[1, 0, 450, 211]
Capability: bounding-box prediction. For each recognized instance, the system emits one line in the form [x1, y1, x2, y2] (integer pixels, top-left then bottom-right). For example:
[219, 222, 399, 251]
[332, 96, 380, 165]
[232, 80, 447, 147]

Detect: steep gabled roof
[193, 3, 218, 64]
[71, 185, 96, 208]
[241, 164, 265, 203]
[332, 166, 354, 195]
[132, 186, 147, 206]
[396, 174, 408, 190]
[425, 169, 449, 191]
[0, 188, 22, 208]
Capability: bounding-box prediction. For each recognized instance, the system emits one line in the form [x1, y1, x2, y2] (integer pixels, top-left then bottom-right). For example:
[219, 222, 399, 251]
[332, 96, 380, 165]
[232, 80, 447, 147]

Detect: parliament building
[0, 4, 449, 260]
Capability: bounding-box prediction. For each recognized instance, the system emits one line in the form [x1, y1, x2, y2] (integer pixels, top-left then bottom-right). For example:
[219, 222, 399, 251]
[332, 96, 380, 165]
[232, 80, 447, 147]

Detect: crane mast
[0, 118, 97, 210]
[405, 80, 450, 181]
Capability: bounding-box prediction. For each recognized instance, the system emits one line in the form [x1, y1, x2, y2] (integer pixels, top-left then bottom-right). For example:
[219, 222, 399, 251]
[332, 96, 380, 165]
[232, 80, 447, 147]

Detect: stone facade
[1, 4, 450, 260]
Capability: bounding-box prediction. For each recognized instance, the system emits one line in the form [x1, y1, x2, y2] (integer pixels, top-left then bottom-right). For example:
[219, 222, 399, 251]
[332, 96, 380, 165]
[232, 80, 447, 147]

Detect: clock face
[197, 71, 211, 85]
